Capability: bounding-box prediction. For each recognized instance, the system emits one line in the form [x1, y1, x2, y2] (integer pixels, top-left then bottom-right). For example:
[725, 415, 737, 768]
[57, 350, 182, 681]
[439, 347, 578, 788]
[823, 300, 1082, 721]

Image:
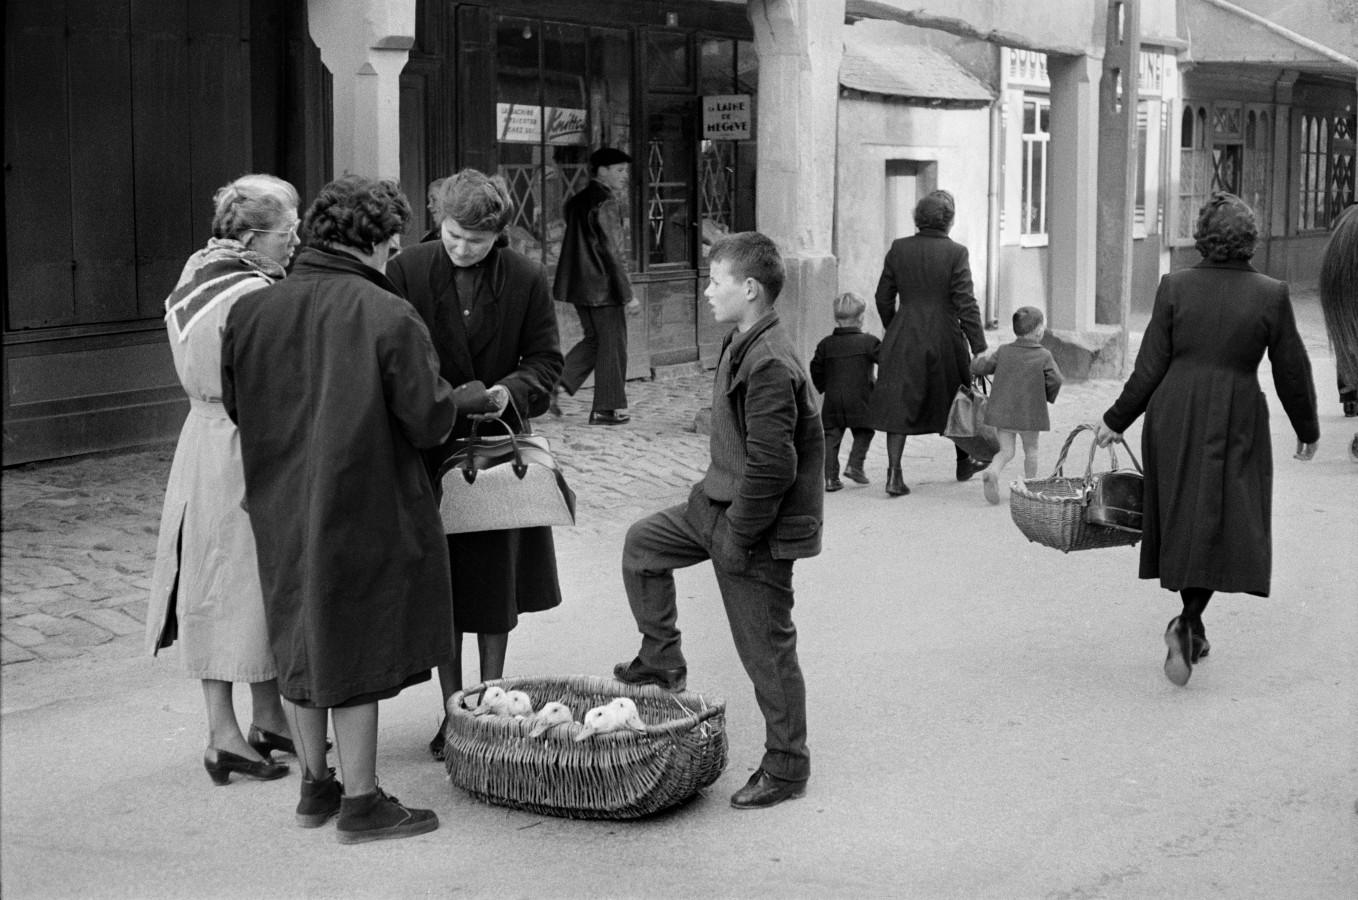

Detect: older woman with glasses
[145, 174, 304, 786]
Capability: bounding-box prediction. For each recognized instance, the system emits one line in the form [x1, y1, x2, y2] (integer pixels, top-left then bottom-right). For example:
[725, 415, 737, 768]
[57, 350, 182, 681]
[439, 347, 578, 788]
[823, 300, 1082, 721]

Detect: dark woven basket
[1009, 424, 1142, 553]
[443, 675, 727, 820]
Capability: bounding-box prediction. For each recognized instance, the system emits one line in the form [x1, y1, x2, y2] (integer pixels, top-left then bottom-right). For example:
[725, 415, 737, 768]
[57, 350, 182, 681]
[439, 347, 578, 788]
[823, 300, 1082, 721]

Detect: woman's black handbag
[1084, 439, 1144, 533]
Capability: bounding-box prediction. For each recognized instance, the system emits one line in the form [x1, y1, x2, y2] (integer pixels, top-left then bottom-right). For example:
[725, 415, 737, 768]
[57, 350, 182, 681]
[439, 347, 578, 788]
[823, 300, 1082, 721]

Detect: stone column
[749, 0, 845, 364]
[308, 0, 416, 179]
[1095, 0, 1140, 374]
[1045, 53, 1119, 379]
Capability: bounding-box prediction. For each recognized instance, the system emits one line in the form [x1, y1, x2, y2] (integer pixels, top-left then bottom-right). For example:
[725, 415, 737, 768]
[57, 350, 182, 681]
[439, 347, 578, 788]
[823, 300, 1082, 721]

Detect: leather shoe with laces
[842, 464, 869, 484]
[955, 456, 990, 482]
[613, 657, 686, 692]
[730, 767, 806, 809]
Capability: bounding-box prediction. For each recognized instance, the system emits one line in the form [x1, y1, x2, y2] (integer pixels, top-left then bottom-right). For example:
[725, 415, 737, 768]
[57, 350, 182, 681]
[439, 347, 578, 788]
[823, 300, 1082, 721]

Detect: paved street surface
[3, 295, 1355, 898]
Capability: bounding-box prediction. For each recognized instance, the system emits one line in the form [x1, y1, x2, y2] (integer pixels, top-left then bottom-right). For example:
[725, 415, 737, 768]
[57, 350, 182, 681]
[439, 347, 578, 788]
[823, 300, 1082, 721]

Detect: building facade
[4, 0, 1355, 464]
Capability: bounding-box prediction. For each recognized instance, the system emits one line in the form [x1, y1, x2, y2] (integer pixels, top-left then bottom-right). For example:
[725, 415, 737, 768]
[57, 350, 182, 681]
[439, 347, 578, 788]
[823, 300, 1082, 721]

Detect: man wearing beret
[553, 147, 639, 425]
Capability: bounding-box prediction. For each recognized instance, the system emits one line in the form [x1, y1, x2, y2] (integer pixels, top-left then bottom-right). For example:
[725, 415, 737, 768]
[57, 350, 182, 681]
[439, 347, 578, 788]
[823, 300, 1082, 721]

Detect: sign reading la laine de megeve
[702, 94, 751, 140]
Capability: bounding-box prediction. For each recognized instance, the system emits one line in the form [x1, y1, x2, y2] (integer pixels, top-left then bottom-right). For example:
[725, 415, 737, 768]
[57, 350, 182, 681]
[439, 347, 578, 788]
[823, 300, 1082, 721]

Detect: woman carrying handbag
[386, 169, 565, 758]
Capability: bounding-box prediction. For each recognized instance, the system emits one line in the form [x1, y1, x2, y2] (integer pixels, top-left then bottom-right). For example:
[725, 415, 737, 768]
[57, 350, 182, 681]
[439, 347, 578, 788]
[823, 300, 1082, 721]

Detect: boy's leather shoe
[825, 477, 843, 492]
[613, 657, 687, 692]
[589, 410, 631, 425]
[730, 768, 806, 809]
[842, 465, 869, 484]
[955, 456, 990, 481]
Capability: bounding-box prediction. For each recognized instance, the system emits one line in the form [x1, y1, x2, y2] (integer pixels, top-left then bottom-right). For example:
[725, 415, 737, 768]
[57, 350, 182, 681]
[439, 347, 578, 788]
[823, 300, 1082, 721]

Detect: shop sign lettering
[497, 104, 589, 145]
[702, 94, 751, 140]
[546, 107, 588, 145]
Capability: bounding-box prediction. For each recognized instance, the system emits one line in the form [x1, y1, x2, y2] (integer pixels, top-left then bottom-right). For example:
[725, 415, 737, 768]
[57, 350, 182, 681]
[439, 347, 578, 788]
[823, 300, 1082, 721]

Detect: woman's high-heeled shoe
[203, 748, 289, 786]
[885, 467, 910, 496]
[247, 725, 331, 759]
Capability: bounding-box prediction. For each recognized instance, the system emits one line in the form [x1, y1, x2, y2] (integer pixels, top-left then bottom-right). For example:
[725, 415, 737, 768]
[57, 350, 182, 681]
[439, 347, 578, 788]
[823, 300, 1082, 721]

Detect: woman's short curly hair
[914, 189, 956, 232]
[433, 168, 515, 233]
[304, 175, 412, 255]
[1193, 192, 1258, 261]
[210, 174, 299, 241]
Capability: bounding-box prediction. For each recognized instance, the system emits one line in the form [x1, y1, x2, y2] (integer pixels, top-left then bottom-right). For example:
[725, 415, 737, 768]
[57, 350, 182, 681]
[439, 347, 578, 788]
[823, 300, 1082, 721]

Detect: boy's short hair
[833, 292, 867, 322]
[708, 232, 785, 301]
[1012, 306, 1045, 337]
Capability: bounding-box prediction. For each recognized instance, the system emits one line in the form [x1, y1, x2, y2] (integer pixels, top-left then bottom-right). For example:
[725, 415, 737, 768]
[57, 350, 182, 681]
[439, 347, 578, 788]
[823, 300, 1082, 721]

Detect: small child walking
[970, 306, 1063, 504]
[810, 292, 880, 491]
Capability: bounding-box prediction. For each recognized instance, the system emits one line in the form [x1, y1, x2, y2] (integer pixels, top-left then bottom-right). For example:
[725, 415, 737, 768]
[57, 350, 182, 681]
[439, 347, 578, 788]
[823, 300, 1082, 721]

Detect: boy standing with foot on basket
[970, 306, 1063, 504]
[613, 232, 823, 810]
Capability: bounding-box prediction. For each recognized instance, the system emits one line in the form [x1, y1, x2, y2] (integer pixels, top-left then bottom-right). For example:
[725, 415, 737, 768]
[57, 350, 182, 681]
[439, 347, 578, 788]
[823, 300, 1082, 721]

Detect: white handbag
[437, 417, 576, 534]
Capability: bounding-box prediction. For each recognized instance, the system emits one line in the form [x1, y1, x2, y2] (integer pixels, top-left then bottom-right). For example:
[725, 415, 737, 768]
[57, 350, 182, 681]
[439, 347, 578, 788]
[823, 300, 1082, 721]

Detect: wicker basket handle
[644, 702, 725, 738]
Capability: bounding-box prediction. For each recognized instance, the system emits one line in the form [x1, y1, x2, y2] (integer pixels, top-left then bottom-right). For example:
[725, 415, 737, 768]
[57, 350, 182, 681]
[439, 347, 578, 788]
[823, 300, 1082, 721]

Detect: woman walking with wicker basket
[1094, 193, 1319, 686]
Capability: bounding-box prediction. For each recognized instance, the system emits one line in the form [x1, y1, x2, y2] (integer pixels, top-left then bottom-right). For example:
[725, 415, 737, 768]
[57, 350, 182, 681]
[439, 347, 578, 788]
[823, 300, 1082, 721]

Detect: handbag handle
[460, 415, 529, 483]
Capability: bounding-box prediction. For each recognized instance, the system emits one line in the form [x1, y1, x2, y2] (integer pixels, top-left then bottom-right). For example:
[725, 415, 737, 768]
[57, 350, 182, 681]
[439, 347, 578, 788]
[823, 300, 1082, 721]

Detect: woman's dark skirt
[447, 525, 563, 634]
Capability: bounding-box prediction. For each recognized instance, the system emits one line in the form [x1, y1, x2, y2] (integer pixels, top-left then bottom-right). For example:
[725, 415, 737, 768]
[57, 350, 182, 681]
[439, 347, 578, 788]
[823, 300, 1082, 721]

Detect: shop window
[1178, 105, 1210, 236]
[645, 95, 696, 266]
[696, 37, 756, 261]
[1242, 110, 1270, 231]
[493, 16, 632, 268]
[1298, 113, 1356, 231]
[1020, 97, 1050, 242]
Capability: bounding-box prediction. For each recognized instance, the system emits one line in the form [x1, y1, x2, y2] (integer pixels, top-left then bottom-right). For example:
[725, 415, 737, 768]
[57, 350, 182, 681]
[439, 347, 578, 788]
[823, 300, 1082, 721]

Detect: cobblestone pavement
[0, 370, 714, 667]
[1, 288, 1336, 667]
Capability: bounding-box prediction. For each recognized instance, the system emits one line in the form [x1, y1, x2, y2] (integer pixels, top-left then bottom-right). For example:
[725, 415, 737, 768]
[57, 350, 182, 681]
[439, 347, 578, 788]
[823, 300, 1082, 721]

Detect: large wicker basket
[1009, 424, 1142, 553]
[443, 675, 727, 820]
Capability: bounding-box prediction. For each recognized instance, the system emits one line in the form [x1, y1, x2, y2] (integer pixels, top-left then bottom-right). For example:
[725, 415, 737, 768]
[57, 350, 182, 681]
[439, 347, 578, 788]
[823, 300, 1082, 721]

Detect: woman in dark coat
[386, 168, 565, 759]
[1095, 192, 1319, 687]
[867, 190, 989, 496]
[223, 175, 488, 843]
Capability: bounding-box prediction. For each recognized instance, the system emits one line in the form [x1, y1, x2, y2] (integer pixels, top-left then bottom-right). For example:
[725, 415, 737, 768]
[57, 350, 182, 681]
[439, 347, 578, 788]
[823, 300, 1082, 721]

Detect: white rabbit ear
[574, 725, 596, 742]
[471, 706, 494, 717]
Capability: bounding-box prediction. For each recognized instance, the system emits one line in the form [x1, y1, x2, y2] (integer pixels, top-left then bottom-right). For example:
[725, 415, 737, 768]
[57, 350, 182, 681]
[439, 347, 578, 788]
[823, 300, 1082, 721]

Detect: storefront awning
[841, 23, 993, 107]
[1185, 0, 1358, 74]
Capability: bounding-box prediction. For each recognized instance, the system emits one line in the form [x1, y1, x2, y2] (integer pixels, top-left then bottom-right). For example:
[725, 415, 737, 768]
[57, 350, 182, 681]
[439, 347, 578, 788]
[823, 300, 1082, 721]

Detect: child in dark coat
[810, 292, 880, 491]
[970, 306, 1063, 504]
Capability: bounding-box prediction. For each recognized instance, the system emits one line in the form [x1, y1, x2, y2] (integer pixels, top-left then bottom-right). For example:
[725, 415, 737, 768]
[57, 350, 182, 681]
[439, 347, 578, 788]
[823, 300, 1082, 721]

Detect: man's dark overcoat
[1103, 259, 1318, 597]
[221, 248, 458, 707]
[867, 228, 987, 434]
[387, 239, 566, 633]
[552, 180, 631, 308]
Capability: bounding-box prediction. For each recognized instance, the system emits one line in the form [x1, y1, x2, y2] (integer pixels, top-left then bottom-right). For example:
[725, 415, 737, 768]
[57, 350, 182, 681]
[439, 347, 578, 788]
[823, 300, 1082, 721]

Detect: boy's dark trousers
[621, 486, 810, 783]
[824, 426, 874, 478]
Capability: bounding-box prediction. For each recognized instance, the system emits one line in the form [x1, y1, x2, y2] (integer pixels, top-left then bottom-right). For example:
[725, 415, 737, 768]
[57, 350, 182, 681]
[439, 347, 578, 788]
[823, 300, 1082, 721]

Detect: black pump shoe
[203, 748, 289, 786]
[885, 467, 910, 496]
[248, 725, 331, 759]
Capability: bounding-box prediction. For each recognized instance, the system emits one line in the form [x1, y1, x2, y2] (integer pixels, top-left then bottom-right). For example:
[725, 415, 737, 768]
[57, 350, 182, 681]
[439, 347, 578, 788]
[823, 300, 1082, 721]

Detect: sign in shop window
[495, 103, 589, 145]
[702, 94, 751, 141]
